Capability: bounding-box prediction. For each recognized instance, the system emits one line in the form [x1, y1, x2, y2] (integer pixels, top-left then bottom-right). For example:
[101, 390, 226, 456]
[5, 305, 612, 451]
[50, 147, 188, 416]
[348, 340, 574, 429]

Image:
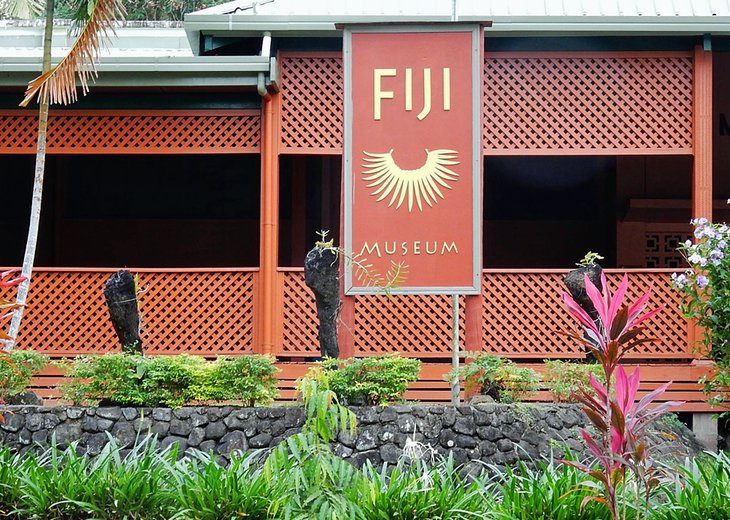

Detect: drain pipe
[257, 31, 272, 97]
[258, 30, 276, 355]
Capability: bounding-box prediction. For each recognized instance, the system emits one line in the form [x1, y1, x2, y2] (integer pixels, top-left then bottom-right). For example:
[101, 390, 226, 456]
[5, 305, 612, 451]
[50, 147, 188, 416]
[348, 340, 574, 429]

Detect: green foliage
[0, 350, 48, 401]
[0, 430, 730, 519]
[209, 355, 279, 406]
[61, 353, 279, 407]
[577, 251, 605, 267]
[320, 354, 421, 405]
[451, 353, 539, 403]
[359, 456, 495, 520]
[542, 360, 604, 403]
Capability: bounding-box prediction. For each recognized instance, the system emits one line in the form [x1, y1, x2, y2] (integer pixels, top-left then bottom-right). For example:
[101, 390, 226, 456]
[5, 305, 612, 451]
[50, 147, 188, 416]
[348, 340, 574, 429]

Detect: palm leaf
[20, 0, 125, 107]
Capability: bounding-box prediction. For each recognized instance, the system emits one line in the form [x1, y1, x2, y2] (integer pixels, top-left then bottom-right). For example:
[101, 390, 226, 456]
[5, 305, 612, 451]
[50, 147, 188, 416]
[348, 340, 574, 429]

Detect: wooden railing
[1, 268, 258, 356]
[482, 269, 690, 360]
[2, 267, 688, 360]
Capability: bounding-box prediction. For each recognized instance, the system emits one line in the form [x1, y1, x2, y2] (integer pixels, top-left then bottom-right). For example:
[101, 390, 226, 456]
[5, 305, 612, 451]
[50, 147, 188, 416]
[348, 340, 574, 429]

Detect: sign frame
[343, 24, 482, 295]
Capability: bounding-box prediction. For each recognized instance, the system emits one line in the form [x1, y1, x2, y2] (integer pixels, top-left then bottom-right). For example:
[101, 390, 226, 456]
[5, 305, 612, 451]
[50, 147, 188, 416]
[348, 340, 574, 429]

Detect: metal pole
[451, 294, 460, 405]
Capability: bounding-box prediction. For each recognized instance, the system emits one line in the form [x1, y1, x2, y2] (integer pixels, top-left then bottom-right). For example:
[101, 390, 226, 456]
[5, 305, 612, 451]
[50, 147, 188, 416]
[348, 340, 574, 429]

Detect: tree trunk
[103, 270, 143, 354]
[5, 0, 54, 351]
[304, 247, 340, 358]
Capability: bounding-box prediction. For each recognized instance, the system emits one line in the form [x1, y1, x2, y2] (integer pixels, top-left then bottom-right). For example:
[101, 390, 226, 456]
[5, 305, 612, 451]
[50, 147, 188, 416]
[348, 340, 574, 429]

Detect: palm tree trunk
[5, 0, 54, 351]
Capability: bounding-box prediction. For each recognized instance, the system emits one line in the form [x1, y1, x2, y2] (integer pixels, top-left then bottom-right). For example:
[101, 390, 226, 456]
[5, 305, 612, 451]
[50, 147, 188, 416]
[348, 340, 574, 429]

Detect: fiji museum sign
[344, 25, 482, 294]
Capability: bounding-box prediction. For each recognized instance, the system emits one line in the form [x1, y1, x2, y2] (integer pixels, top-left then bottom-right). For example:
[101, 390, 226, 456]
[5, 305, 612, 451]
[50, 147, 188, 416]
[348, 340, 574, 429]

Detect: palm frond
[20, 0, 125, 107]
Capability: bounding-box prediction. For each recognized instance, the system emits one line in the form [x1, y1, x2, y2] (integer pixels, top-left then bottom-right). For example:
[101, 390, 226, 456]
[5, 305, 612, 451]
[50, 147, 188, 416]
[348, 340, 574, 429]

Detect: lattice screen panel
[2, 270, 256, 355]
[482, 270, 688, 359]
[0, 111, 260, 154]
[483, 54, 694, 153]
[277, 271, 320, 356]
[280, 53, 344, 152]
[354, 295, 465, 357]
[645, 232, 691, 268]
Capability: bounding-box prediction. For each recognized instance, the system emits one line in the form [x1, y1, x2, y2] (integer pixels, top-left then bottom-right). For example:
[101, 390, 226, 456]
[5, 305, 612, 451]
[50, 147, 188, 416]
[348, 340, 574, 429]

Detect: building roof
[184, 0, 730, 42]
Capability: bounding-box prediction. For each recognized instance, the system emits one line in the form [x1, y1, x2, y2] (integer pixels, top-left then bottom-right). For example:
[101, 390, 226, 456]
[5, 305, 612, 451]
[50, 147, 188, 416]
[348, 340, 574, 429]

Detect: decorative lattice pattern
[1, 270, 256, 355]
[645, 232, 691, 268]
[482, 270, 689, 359]
[0, 111, 261, 153]
[278, 271, 319, 356]
[280, 53, 343, 152]
[354, 294, 465, 357]
[483, 54, 694, 153]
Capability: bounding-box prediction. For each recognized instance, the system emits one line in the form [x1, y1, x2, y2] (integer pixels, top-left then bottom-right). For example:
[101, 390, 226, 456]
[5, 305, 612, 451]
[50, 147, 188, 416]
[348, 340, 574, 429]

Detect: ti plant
[1, 269, 27, 343]
[560, 273, 681, 520]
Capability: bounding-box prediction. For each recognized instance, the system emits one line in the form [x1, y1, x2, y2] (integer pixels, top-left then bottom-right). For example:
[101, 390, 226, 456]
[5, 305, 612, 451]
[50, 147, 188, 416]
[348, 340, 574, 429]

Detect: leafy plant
[560, 273, 679, 520]
[320, 354, 421, 405]
[672, 218, 730, 409]
[207, 355, 279, 406]
[577, 251, 605, 267]
[61, 353, 279, 407]
[543, 360, 604, 403]
[451, 353, 539, 403]
[0, 350, 49, 401]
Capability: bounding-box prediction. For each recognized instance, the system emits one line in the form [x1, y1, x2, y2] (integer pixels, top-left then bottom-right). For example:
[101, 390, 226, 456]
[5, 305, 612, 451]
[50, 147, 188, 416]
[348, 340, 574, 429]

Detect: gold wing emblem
[362, 149, 459, 212]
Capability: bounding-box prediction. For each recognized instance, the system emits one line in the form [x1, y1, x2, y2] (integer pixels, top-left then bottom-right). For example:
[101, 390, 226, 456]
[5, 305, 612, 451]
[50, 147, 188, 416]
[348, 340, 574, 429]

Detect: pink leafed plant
[560, 273, 681, 520]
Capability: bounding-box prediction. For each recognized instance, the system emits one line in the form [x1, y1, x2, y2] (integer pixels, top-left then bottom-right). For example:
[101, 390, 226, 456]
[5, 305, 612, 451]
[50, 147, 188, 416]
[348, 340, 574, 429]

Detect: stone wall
[0, 404, 702, 467]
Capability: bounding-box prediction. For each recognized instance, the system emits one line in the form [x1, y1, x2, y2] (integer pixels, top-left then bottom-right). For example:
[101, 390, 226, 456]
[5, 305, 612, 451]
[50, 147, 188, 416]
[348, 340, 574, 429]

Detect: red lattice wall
[277, 52, 695, 155]
[482, 269, 689, 359]
[279, 53, 344, 153]
[276, 269, 463, 357]
[0, 110, 260, 154]
[1, 269, 257, 356]
[483, 52, 694, 154]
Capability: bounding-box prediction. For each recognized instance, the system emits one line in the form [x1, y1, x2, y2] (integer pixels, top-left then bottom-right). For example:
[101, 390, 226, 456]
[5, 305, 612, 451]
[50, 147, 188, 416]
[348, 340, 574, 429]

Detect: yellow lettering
[417, 68, 431, 121]
[405, 68, 412, 111]
[384, 241, 396, 255]
[413, 241, 421, 255]
[374, 68, 396, 120]
[441, 241, 458, 254]
[360, 242, 382, 258]
[443, 68, 451, 111]
[401, 241, 408, 255]
[426, 242, 437, 254]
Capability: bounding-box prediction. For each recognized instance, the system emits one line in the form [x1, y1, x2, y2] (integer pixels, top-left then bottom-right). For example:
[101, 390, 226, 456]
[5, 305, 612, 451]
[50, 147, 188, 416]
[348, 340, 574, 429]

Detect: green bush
[320, 354, 421, 405]
[61, 353, 279, 408]
[0, 350, 49, 401]
[209, 355, 279, 406]
[542, 360, 604, 403]
[452, 353, 539, 403]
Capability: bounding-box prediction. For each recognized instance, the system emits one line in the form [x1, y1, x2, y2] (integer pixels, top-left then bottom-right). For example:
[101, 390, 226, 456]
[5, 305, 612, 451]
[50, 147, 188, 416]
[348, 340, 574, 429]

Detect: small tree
[2, 0, 124, 350]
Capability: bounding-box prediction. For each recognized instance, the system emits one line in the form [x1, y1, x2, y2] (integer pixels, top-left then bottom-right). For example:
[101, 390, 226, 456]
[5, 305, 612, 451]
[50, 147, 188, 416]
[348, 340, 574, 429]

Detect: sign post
[344, 25, 482, 404]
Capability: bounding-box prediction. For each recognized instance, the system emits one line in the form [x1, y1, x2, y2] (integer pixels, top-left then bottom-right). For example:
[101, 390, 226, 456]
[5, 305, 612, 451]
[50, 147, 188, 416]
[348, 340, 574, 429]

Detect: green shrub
[321, 354, 421, 405]
[61, 353, 279, 408]
[453, 353, 539, 403]
[0, 350, 49, 401]
[208, 355, 279, 406]
[542, 360, 604, 403]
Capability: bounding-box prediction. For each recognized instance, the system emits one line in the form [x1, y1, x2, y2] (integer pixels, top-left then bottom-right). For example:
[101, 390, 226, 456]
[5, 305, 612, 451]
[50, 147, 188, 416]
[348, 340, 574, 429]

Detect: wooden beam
[693, 45, 713, 221]
[259, 93, 281, 356]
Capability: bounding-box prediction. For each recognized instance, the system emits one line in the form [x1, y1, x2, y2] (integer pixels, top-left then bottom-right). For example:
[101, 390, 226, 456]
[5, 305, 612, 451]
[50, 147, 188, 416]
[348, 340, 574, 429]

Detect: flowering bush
[672, 217, 730, 409]
[672, 217, 730, 361]
[561, 273, 678, 520]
